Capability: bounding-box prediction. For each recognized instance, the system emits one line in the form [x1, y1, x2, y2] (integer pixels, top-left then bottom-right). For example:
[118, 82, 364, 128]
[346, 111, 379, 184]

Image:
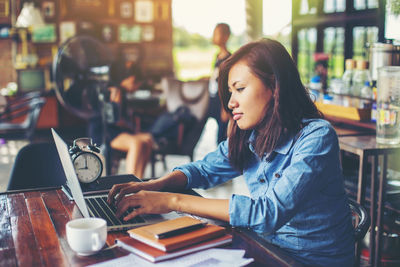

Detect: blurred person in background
[208, 23, 231, 144]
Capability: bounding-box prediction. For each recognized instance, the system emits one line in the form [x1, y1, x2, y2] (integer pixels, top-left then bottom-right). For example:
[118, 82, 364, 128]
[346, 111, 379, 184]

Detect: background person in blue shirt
[108, 38, 355, 266]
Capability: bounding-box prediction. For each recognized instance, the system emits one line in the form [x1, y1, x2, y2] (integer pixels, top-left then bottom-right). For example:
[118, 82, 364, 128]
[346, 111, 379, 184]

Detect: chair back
[162, 77, 209, 121]
[149, 78, 209, 177]
[0, 93, 46, 141]
[7, 142, 66, 191]
[348, 198, 370, 242]
[24, 97, 46, 140]
[161, 78, 209, 154]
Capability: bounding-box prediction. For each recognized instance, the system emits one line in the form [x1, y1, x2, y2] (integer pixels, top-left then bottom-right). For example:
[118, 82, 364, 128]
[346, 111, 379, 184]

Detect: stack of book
[115, 216, 232, 262]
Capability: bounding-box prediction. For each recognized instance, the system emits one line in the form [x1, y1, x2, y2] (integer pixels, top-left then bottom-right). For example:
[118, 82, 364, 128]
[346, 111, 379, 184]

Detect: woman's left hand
[115, 190, 175, 221]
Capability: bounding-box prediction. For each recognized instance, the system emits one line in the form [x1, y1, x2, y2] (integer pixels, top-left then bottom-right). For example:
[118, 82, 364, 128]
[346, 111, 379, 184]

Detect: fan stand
[94, 84, 113, 175]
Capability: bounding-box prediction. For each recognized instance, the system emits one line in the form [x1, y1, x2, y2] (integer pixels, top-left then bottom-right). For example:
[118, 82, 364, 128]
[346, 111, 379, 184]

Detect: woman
[208, 23, 231, 144]
[88, 56, 145, 147]
[108, 39, 354, 266]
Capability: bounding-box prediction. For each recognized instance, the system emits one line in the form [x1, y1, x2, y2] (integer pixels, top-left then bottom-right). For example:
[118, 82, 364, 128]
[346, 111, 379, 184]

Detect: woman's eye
[236, 87, 245, 92]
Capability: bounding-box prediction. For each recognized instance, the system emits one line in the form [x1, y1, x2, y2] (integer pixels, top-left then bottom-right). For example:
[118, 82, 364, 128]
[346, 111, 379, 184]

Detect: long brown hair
[218, 38, 322, 171]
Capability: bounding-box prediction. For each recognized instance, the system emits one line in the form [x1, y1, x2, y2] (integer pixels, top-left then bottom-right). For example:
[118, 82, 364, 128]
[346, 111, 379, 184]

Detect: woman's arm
[108, 141, 237, 222]
[115, 190, 230, 222]
[108, 170, 230, 222]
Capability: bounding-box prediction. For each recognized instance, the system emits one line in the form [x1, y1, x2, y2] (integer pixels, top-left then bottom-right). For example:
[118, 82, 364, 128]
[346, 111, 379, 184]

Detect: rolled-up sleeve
[229, 123, 341, 233]
[173, 140, 241, 189]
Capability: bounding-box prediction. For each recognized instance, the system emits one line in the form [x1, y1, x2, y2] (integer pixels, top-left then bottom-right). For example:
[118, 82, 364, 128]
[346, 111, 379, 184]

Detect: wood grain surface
[0, 189, 303, 267]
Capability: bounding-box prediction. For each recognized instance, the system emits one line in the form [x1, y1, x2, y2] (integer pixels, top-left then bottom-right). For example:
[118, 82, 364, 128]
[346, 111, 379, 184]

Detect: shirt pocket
[269, 170, 283, 188]
[258, 169, 280, 197]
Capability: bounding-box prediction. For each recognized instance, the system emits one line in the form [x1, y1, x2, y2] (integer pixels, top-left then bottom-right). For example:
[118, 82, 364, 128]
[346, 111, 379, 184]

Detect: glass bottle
[341, 59, 355, 95]
[352, 60, 371, 97]
[360, 81, 373, 99]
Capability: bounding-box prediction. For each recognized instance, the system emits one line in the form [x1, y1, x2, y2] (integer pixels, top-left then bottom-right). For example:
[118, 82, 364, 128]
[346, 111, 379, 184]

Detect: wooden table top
[0, 188, 303, 267]
[339, 135, 400, 155]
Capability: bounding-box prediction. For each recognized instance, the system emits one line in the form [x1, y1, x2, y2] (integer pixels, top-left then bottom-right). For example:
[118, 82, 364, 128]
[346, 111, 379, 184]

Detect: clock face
[72, 152, 102, 183]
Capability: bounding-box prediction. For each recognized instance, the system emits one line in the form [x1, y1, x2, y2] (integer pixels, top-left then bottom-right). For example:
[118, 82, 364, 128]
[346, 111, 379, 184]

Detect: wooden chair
[149, 77, 209, 177]
[348, 198, 370, 266]
[0, 92, 46, 142]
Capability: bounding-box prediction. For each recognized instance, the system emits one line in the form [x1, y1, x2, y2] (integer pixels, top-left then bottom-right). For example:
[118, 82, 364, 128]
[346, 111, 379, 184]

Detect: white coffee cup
[66, 218, 107, 256]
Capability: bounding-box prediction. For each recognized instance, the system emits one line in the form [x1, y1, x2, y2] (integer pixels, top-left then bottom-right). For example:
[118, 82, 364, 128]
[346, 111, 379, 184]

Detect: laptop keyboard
[85, 196, 145, 226]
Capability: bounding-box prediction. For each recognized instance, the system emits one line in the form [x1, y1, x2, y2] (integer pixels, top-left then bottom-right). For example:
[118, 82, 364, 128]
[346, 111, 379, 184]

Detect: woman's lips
[233, 113, 243, 121]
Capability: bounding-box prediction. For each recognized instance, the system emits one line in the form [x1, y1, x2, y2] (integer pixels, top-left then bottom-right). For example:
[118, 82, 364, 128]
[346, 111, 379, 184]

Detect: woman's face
[212, 26, 227, 46]
[227, 60, 273, 130]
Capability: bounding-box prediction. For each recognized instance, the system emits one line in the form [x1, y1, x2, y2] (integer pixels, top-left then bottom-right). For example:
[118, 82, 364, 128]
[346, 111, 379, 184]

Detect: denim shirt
[174, 119, 355, 266]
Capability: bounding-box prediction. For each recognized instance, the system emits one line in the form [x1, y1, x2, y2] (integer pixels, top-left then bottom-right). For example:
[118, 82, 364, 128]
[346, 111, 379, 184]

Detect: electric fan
[52, 35, 114, 173]
[52, 35, 113, 120]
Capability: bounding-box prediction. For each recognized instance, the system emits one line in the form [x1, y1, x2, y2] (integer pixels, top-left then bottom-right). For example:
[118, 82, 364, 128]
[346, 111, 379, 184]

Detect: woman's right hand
[107, 171, 188, 206]
[107, 180, 161, 206]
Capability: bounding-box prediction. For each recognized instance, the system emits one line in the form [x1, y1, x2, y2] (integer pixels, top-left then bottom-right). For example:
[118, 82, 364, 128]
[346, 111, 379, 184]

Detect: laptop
[51, 128, 181, 231]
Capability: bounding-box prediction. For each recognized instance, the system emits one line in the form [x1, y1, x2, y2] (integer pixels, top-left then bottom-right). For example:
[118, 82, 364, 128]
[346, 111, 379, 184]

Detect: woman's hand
[108, 177, 231, 222]
[107, 180, 160, 205]
[115, 190, 175, 221]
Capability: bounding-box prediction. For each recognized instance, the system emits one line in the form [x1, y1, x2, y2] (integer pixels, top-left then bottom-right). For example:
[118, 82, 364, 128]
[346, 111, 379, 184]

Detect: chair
[348, 198, 370, 266]
[109, 78, 209, 177]
[149, 77, 209, 177]
[0, 92, 46, 142]
[7, 142, 66, 191]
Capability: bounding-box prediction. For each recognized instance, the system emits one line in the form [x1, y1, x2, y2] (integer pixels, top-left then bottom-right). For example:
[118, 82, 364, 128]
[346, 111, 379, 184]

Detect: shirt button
[275, 173, 281, 178]
[259, 178, 266, 183]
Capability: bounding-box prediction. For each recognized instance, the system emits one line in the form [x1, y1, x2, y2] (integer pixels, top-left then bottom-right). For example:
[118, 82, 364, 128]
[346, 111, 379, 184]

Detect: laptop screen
[51, 128, 90, 218]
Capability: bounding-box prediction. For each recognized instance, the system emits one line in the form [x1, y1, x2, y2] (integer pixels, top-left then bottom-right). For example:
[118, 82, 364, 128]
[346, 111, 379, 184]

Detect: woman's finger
[107, 183, 126, 203]
[115, 194, 141, 218]
[123, 207, 146, 221]
[115, 184, 141, 204]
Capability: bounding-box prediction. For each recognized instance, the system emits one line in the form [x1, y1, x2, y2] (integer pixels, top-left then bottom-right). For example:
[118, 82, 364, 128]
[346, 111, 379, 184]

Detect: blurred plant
[388, 0, 400, 15]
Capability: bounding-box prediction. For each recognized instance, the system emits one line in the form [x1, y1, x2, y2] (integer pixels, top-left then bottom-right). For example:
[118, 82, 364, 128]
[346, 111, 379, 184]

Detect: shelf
[316, 101, 372, 121]
[325, 114, 376, 130]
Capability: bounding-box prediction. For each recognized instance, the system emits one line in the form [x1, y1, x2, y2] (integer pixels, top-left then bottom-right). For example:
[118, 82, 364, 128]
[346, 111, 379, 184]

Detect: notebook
[51, 128, 181, 232]
[115, 234, 232, 262]
[127, 220, 226, 252]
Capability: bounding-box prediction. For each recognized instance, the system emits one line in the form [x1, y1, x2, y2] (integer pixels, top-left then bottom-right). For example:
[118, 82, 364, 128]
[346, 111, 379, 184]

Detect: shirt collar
[248, 129, 296, 157]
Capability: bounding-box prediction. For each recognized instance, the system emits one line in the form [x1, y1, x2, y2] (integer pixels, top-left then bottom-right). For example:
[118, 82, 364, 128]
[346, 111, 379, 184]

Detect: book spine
[129, 228, 225, 252]
[156, 236, 232, 262]
[116, 236, 233, 263]
[115, 240, 156, 262]
[128, 234, 167, 251]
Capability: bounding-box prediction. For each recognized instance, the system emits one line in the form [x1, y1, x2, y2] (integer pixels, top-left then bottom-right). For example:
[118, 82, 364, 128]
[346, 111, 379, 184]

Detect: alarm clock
[69, 138, 105, 183]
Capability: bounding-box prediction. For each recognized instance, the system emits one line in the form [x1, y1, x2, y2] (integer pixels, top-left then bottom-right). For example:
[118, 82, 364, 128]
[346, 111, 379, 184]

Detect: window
[353, 26, 378, 60]
[299, 0, 318, 15]
[324, 0, 346, 13]
[354, 0, 379, 10]
[297, 28, 317, 84]
[291, 0, 384, 86]
[324, 27, 345, 79]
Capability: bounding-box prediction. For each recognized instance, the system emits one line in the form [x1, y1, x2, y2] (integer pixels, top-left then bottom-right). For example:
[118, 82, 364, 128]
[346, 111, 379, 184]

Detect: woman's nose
[228, 96, 238, 110]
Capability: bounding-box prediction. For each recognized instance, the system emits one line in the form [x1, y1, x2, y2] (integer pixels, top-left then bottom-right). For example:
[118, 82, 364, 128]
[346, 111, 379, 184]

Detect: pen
[155, 223, 207, 239]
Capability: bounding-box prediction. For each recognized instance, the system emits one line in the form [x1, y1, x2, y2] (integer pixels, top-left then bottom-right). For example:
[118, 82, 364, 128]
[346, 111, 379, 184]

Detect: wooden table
[0, 188, 303, 267]
[339, 135, 400, 267]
